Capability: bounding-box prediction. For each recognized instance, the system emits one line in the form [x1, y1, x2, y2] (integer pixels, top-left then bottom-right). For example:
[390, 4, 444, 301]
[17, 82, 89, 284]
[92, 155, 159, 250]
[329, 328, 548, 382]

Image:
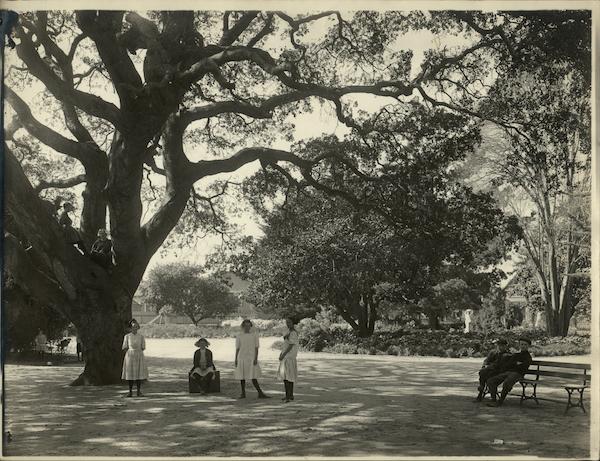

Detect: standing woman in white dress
[121, 319, 148, 397]
[277, 317, 299, 403]
[234, 319, 269, 399]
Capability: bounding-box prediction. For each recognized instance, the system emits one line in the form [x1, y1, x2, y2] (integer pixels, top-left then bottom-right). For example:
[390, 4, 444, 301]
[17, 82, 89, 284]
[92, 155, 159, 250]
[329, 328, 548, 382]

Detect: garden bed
[273, 321, 591, 358]
[141, 319, 285, 339]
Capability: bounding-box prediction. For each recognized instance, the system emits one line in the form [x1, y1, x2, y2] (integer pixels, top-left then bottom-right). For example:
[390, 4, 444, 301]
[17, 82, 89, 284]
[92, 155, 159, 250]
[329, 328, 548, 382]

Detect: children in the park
[189, 338, 216, 394]
[90, 229, 113, 270]
[121, 319, 148, 397]
[278, 317, 299, 403]
[58, 202, 86, 254]
[474, 338, 511, 401]
[486, 337, 533, 407]
[34, 330, 47, 359]
[234, 319, 269, 399]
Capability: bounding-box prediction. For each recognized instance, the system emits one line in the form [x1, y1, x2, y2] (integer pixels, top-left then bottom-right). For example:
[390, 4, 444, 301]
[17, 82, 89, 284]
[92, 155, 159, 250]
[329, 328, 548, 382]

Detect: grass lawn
[2, 337, 591, 457]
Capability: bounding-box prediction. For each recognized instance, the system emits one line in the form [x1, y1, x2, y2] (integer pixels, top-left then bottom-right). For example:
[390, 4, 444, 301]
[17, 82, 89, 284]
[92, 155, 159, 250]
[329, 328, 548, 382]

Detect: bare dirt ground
[2, 337, 591, 458]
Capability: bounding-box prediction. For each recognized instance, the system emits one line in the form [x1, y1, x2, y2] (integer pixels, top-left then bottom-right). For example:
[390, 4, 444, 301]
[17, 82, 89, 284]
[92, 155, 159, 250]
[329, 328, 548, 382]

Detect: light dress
[277, 330, 299, 382]
[35, 333, 48, 352]
[121, 332, 148, 380]
[233, 331, 261, 380]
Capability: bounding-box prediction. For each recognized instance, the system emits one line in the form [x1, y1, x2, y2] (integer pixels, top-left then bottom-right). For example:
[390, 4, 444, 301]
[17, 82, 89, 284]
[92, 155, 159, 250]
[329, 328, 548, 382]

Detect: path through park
[3, 338, 591, 457]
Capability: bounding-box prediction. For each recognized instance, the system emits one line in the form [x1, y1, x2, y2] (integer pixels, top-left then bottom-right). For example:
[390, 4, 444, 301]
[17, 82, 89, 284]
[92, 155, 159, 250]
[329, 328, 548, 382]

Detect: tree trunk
[540, 245, 573, 337]
[4, 148, 139, 385]
[71, 292, 131, 385]
[335, 295, 376, 337]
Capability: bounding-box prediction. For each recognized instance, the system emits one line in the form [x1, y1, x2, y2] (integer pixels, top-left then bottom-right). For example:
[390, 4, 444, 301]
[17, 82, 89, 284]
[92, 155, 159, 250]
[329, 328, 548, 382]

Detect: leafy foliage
[241, 115, 521, 334]
[145, 263, 240, 325]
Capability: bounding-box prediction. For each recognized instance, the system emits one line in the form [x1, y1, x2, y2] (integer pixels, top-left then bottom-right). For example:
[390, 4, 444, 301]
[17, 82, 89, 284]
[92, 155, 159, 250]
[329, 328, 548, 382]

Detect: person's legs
[127, 380, 134, 397]
[75, 240, 87, 255]
[136, 379, 143, 396]
[495, 372, 522, 405]
[202, 372, 214, 393]
[252, 379, 269, 398]
[478, 369, 489, 390]
[288, 381, 294, 401]
[282, 380, 290, 401]
[239, 379, 246, 398]
[486, 372, 509, 401]
[475, 368, 494, 401]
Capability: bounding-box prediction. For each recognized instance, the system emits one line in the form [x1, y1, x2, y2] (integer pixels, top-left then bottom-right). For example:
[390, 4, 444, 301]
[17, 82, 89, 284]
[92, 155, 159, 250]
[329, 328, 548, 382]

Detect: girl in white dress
[234, 319, 269, 399]
[277, 317, 299, 403]
[121, 319, 148, 397]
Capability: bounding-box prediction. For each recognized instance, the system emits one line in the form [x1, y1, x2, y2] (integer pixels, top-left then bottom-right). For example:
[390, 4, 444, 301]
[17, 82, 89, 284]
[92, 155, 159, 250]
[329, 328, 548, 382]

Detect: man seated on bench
[486, 337, 533, 407]
[474, 338, 511, 402]
[189, 338, 216, 394]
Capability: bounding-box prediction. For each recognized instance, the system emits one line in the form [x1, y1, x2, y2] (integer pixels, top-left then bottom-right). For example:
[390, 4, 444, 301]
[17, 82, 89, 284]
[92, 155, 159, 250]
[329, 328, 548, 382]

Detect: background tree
[145, 263, 239, 325]
[447, 11, 591, 336]
[241, 125, 520, 336]
[474, 286, 506, 334]
[3, 10, 586, 383]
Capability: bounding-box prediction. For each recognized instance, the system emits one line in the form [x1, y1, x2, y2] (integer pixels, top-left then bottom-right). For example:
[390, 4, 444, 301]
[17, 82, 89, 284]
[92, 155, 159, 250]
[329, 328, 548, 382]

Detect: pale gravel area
[2, 337, 591, 458]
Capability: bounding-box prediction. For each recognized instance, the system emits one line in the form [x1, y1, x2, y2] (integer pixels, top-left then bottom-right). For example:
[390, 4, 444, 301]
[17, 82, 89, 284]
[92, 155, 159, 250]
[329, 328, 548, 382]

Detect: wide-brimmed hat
[518, 337, 532, 345]
[194, 338, 210, 347]
[493, 338, 508, 345]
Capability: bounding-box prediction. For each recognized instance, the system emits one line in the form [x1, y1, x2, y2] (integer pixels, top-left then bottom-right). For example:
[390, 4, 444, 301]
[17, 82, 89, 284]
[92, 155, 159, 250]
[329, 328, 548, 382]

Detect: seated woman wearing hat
[189, 338, 216, 394]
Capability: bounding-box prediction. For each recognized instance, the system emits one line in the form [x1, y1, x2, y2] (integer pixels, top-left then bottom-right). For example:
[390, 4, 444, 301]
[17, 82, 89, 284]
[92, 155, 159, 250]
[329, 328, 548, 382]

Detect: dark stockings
[284, 380, 294, 401]
[127, 380, 143, 396]
[240, 379, 266, 398]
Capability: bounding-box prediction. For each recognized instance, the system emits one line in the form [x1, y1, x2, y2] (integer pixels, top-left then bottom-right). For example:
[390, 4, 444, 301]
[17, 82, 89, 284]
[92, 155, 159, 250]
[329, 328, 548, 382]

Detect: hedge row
[290, 321, 590, 358]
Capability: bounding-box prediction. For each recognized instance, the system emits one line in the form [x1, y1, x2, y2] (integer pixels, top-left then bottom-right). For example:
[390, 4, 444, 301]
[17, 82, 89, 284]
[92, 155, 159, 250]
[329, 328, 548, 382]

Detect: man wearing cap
[486, 337, 533, 407]
[474, 338, 511, 401]
[189, 338, 216, 394]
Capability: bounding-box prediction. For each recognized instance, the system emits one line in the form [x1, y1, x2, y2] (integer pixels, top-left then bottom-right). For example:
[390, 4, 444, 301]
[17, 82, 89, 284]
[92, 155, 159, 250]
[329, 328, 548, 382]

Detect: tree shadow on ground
[3, 353, 590, 457]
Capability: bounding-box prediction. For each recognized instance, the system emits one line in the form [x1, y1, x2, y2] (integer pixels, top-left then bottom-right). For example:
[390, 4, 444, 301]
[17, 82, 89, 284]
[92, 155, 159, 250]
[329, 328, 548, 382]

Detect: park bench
[518, 360, 591, 414]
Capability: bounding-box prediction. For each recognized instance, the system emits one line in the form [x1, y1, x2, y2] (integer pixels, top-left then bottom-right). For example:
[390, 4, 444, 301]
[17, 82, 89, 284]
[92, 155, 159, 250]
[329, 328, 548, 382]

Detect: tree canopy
[238, 121, 521, 335]
[145, 263, 239, 325]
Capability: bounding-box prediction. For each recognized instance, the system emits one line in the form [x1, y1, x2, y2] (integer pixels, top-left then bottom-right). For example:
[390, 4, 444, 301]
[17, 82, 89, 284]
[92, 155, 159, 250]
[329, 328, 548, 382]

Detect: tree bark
[4, 148, 134, 385]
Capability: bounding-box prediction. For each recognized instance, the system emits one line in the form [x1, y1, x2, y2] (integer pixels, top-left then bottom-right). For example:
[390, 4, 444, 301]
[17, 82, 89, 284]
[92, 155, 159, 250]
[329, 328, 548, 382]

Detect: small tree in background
[475, 286, 506, 334]
[145, 263, 239, 325]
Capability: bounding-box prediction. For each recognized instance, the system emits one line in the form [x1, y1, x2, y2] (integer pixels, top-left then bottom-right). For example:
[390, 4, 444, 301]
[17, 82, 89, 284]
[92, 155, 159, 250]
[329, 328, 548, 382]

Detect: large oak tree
[3, 10, 580, 383]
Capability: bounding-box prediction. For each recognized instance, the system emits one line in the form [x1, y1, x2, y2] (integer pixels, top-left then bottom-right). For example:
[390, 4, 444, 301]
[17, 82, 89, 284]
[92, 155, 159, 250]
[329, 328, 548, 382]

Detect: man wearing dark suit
[189, 338, 216, 394]
[486, 337, 533, 407]
[474, 338, 511, 401]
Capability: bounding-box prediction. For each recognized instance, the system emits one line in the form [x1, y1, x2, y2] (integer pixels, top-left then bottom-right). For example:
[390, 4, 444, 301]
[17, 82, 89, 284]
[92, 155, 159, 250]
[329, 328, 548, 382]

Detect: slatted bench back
[524, 360, 591, 385]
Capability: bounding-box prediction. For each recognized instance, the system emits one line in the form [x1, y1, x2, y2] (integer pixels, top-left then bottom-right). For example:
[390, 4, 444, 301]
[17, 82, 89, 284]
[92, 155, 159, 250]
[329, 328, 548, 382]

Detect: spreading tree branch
[5, 86, 98, 163]
[35, 174, 87, 193]
[14, 23, 123, 128]
[75, 11, 143, 108]
[219, 11, 259, 46]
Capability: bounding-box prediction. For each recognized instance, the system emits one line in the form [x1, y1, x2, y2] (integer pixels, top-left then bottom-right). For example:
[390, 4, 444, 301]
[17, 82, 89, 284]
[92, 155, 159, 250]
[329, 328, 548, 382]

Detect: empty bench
[519, 360, 591, 414]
